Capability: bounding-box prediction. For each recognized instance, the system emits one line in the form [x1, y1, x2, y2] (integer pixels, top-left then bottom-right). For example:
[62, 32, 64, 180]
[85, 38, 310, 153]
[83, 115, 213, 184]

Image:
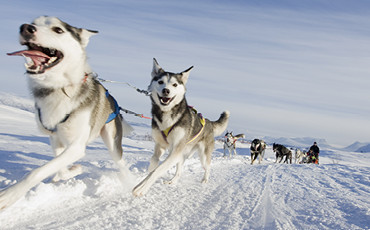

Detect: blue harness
[105, 90, 120, 123]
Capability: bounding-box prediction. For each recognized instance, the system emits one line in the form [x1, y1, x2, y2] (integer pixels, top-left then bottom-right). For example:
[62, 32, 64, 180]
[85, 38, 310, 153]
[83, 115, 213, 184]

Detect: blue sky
[1, 0, 370, 146]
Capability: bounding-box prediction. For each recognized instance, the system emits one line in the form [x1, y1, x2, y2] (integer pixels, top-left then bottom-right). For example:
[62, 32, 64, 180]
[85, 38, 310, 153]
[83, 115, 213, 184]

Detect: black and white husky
[223, 131, 245, 157]
[250, 139, 266, 165]
[273, 143, 292, 164]
[132, 58, 229, 196]
[1, 16, 132, 209]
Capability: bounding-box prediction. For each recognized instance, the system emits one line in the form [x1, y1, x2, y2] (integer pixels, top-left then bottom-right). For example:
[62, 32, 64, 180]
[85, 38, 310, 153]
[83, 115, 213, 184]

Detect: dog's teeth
[49, 57, 57, 63]
[35, 66, 41, 72]
[50, 49, 55, 55]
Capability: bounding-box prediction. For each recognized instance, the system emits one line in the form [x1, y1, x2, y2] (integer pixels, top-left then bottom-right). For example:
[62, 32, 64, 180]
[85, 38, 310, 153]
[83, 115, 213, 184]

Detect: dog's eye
[173, 83, 178, 87]
[158, 80, 164, 85]
[52, 27, 64, 34]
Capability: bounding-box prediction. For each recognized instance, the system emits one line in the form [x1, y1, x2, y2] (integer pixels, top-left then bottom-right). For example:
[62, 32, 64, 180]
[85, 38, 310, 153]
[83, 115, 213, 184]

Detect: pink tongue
[7, 50, 50, 66]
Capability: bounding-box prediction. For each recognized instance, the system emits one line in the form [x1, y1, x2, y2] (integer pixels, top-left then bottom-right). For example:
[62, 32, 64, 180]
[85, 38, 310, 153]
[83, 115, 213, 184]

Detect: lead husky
[1, 16, 132, 209]
[132, 59, 229, 196]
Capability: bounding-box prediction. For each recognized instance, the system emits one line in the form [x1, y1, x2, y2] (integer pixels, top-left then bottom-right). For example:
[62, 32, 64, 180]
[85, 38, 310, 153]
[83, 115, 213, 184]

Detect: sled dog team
[0, 16, 315, 209]
[0, 16, 230, 209]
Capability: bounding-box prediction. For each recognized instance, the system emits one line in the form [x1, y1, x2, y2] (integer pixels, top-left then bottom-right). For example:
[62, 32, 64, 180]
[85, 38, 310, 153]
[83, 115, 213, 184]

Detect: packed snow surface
[0, 95, 369, 229]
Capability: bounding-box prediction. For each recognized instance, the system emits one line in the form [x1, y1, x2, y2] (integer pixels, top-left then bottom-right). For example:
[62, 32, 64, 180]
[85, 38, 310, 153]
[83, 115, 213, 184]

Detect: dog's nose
[162, 88, 170, 96]
[20, 24, 37, 36]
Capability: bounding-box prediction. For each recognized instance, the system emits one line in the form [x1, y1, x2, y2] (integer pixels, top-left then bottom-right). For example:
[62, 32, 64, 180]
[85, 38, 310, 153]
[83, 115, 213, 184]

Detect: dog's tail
[122, 116, 134, 136]
[211, 111, 230, 137]
[234, 134, 245, 139]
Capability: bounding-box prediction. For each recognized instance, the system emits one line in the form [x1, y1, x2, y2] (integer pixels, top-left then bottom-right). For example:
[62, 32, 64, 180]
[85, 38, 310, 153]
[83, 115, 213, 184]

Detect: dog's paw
[0, 184, 25, 210]
[132, 177, 152, 197]
[132, 184, 148, 197]
[163, 178, 178, 185]
[52, 164, 83, 182]
[201, 178, 209, 184]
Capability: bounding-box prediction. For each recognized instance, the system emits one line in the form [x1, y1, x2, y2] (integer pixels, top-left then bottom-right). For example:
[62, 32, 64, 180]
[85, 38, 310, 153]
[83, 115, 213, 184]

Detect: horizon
[1, 0, 369, 147]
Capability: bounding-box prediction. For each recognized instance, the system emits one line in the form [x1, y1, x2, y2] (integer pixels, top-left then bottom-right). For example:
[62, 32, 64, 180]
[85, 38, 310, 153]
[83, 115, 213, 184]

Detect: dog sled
[300, 150, 319, 164]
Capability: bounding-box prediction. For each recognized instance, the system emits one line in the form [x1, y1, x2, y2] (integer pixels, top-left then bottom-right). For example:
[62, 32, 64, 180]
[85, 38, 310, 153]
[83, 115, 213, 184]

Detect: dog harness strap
[37, 107, 70, 132]
[187, 113, 205, 144]
[105, 90, 120, 124]
[162, 125, 175, 138]
[161, 107, 206, 144]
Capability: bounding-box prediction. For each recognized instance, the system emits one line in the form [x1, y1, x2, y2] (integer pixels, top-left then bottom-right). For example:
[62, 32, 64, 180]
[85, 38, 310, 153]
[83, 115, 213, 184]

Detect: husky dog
[132, 58, 229, 197]
[250, 139, 266, 165]
[223, 131, 245, 157]
[1, 16, 132, 209]
[272, 143, 292, 164]
[295, 148, 305, 164]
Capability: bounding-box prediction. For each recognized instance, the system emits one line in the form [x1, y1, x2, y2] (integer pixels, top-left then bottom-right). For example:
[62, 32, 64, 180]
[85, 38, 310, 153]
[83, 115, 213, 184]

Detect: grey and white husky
[223, 131, 245, 157]
[132, 58, 229, 196]
[1, 16, 132, 209]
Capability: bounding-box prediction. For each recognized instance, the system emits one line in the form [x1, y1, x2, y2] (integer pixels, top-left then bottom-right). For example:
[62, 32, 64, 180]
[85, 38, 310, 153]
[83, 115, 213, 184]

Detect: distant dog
[295, 148, 305, 164]
[223, 131, 245, 157]
[250, 139, 266, 164]
[132, 58, 229, 197]
[272, 143, 292, 164]
[1, 16, 132, 209]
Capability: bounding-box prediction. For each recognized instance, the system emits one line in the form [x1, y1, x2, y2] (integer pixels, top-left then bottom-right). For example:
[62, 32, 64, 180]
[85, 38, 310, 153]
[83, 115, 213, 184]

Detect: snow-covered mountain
[0, 93, 369, 229]
[343, 141, 370, 153]
[355, 144, 370, 153]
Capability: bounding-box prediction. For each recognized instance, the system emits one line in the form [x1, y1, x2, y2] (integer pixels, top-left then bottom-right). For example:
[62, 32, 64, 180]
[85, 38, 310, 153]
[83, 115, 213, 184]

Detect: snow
[0, 95, 369, 229]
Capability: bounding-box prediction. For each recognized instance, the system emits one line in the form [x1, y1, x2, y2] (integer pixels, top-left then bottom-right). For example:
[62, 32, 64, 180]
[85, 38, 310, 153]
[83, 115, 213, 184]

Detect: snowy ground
[0, 94, 369, 230]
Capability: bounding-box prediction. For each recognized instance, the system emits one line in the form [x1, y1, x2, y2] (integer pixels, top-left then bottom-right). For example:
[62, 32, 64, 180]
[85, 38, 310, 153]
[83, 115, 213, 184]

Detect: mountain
[343, 141, 370, 153]
[355, 143, 370, 153]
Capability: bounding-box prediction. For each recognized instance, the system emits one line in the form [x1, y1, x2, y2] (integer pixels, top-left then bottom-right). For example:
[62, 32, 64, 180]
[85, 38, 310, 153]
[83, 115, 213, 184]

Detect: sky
[1, 0, 369, 146]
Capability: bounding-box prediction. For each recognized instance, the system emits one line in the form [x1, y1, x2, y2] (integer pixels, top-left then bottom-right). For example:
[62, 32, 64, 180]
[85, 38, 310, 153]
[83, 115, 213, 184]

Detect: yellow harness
[161, 107, 206, 144]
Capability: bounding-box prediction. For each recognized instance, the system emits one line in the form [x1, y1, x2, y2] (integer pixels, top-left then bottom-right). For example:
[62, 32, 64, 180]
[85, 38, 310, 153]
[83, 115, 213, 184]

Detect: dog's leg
[50, 136, 82, 182]
[0, 138, 88, 210]
[164, 157, 184, 185]
[278, 153, 284, 163]
[133, 144, 185, 197]
[199, 145, 213, 183]
[100, 118, 127, 171]
[148, 144, 166, 172]
[259, 150, 265, 164]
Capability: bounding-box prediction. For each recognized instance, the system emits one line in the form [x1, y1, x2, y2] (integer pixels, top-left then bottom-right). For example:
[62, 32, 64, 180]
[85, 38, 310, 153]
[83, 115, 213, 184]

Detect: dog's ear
[152, 58, 164, 78]
[180, 66, 193, 85]
[80, 29, 98, 48]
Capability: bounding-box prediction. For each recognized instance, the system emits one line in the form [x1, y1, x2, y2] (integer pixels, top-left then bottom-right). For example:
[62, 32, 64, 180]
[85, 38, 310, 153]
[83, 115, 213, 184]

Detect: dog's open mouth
[7, 43, 64, 74]
[159, 94, 175, 106]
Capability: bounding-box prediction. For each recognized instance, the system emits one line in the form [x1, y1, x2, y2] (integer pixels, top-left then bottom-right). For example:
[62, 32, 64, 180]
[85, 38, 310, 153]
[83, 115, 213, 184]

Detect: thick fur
[273, 143, 292, 164]
[250, 139, 266, 165]
[132, 58, 229, 197]
[0, 16, 132, 209]
[223, 131, 245, 157]
[295, 148, 305, 164]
